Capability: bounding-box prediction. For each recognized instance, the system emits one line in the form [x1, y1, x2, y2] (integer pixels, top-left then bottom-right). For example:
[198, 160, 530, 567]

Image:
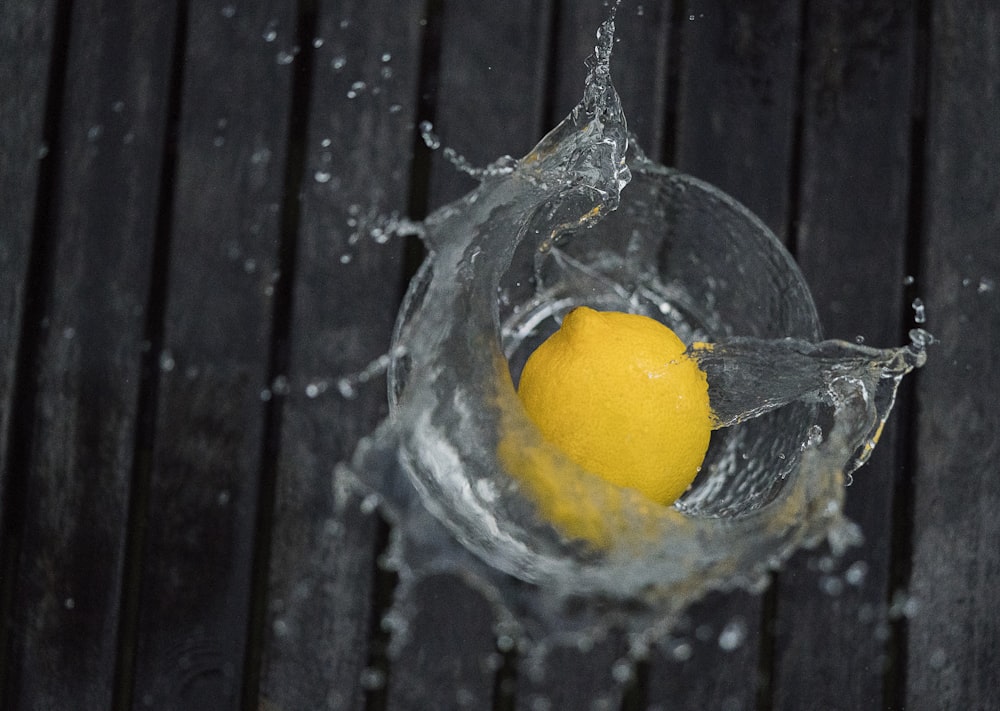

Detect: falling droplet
[911, 297, 926, 323]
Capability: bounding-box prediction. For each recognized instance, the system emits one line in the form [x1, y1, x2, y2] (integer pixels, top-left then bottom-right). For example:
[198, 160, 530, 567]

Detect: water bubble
[331, 55, 346, 71]
[669, 640, 693, 661]
[359, 666, 386, 690]
[272, 618, 289, 637]
[610, 658, 633, 683]
[250, 147, 272, 165]
[305, 381, 328, 398]
[419, 120, 441, 150]
[843, 560, 868, 586]
[347, 80, 367, 99]
[271, 374, 290, 396]
[718, 617, 747, 651]
[337, 377, 357, 399]
[158, 349, 176, 372]
[888, 590, 920, 619]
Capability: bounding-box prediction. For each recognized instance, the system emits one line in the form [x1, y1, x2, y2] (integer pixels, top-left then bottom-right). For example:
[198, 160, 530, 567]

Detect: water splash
[335, 9, 929, 657]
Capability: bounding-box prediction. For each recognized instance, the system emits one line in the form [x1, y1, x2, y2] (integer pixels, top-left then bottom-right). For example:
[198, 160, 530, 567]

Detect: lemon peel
[515, 306, 713, 507]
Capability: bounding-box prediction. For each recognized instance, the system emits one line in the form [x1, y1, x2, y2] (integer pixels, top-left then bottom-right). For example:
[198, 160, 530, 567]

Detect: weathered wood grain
[383, 2, 554, 709]
[770, 3, 918, 709]
[0, 1, 179, 708]
[255, 1, 425, 709]
[0, 0, 58, 622]
[906, 1, 1000, 708]
[127, 2, 296, 708]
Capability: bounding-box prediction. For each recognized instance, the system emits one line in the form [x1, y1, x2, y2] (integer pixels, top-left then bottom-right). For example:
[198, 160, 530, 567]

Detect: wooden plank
[127, 1, 296, 708]
[513, 636, 631, 711]
[0, 1, 178, 708]
[255, 1, 425, 709]
[384, 2, 554, 709]
[672, 0, 803, 238]
[644, 4, 803, 709]
[0, 0, 57, 570]
[769, 3, 917, 709]
[906, 1, 1000, 709]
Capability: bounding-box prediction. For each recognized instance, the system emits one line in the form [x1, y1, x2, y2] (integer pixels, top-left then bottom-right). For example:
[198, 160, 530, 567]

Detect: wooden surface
[2, 1, 998, 710]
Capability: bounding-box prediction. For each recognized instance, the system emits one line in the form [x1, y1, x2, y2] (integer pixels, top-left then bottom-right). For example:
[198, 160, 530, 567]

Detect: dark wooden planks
[906, 1, 1000, 708]
[255, 1, 425, 709]
[0, 0, 58, 579]
[127, 1, 297, 708]
[671, 0, 803, 237]
[769, 3, 918, 709]
[383, 2, 554, 710]
[0, 1, 179, 708]
[645, 4, 803, 709]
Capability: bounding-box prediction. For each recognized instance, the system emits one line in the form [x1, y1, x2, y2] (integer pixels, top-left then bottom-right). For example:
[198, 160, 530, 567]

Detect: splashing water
[336, 10, 930, 656]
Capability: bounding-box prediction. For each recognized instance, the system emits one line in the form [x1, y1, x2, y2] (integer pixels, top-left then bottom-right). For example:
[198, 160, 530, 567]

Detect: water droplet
[911, 297, 926, 323]
[419, 120, 441, 150]
[312, 37, 324, 48]
[37, 143, 50, 159]
[978, 276, 995, 293]
[64, 597, 76, 610]
[244, 258, 257, 274]
[339, 253, 353, 265]
[718, 617, 747, 651]
[218, 489, 231, 506]
[337, 377, 357, 399]
[305, 381, 327, 398]
[314, 170, 332, 183]
[251, 147, 272, 165]
[360, 666, 386, 690]
[331, 55, 346, 71]
[902, 274, 915, 286]
[269, 375, 289, 396]
[276, 50, 295, 65]
[111, 99, 125, 113]
[220, 4, 235, 18]
[259, 388, 273, 401]
[669, 640, 693, 661]
[87, 124, 103, 141]
[263, 28, 278, 42]
[360, 493, 380, 514]
[844, 560, 868, 586]
[62, 326, 76, 340]
[272, 618, 289, 637]
[158, 350, 175, 372]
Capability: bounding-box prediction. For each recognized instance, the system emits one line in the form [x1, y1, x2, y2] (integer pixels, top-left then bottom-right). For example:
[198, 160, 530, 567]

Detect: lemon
[516, 306, 712, 505]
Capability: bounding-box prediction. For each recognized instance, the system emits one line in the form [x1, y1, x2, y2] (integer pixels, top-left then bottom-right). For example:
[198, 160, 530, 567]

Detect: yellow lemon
[516, 306, 712, 505]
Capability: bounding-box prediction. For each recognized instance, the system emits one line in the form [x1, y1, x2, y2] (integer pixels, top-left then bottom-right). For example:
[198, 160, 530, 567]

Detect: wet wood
[906, 1, 1000, 709]
[126, 1, 296, 708]
[0, 0, 58, 581]
[255, 1, 425, 709]
[0, 1, 178, 708]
